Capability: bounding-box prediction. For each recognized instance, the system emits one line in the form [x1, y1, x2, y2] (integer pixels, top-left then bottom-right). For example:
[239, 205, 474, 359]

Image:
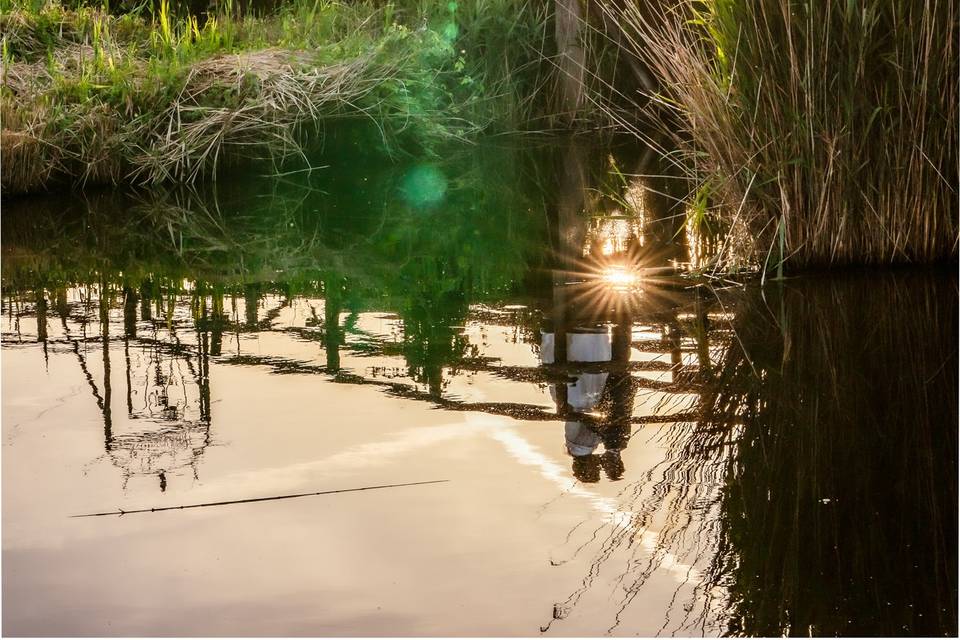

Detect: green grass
[0, 0, 556, 193]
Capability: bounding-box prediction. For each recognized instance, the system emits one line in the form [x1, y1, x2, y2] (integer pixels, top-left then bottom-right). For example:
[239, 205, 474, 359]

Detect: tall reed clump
[604, 0, 958, 269]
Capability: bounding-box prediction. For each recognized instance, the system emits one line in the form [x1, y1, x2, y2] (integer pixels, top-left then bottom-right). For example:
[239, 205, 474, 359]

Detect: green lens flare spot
[400, 164, 448, 208]
[441, 21, 458, 42]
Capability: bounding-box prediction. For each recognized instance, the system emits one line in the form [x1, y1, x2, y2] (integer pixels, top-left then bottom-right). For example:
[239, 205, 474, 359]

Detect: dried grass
[130, 50, 387, 184]
[2, 47, 393, 192]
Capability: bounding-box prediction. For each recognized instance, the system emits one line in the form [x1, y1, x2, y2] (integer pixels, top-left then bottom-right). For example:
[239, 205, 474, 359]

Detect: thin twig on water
[70, 479, 450, 518]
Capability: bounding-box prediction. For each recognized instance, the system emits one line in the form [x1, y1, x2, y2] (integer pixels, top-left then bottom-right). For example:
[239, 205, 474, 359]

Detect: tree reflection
[1, 139, 955, 636]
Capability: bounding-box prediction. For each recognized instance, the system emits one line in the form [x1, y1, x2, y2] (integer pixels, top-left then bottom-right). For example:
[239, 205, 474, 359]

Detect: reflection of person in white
[541, 327, 618, 482]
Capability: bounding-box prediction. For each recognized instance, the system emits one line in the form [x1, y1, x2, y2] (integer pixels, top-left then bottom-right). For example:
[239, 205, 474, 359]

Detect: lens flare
[601, 266, 639, 291]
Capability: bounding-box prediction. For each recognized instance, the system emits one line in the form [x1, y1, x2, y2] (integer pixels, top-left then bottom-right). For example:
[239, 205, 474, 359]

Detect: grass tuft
[1, 0, 557, 193]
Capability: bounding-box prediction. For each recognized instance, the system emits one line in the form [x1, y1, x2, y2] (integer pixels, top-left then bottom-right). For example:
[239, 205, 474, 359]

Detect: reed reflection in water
[541, 270, 958, 636]
[701, 271, 958, 636]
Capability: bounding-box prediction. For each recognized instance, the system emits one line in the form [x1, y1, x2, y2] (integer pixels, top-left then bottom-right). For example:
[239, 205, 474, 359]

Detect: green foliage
[1, 0, 555, 192]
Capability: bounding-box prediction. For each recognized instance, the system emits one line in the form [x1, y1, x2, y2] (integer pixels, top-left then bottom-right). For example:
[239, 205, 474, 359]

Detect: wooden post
[556, 0, 586, 122]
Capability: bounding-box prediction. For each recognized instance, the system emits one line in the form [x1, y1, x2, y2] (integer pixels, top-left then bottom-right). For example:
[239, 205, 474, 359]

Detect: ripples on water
[2, 137, 956, 636]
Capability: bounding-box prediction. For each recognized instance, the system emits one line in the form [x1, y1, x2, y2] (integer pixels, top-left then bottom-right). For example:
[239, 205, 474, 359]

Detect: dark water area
[2, 135, 957, 636]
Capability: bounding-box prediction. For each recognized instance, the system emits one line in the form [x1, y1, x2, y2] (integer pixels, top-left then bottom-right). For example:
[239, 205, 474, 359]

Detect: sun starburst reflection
[601, 265, 639, 291]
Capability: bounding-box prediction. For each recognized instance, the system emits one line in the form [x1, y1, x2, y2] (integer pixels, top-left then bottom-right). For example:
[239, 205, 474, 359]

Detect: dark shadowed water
[2, 135, 957, 636]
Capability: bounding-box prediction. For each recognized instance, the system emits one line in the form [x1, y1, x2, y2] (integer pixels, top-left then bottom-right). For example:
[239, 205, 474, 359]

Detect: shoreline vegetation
[0, 0, 562, 193]
[1, 0, 958, 270]
[605, 0, 959, 268]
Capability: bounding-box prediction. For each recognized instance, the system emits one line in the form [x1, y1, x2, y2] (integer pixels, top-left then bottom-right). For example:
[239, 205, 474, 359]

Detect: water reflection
[541, 271, 957, 636]
[33, 283, 216, 491]
[700, 272, 958, 636]
[539, 141, 720, 490]
[1, 139, 956, 636]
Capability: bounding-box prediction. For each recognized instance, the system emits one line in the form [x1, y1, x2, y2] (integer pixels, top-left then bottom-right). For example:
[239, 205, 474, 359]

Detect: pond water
[2, 135, 957, 636]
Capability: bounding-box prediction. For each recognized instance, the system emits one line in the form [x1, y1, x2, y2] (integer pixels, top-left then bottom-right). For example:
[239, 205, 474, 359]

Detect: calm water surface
[2, 137, 957, 636]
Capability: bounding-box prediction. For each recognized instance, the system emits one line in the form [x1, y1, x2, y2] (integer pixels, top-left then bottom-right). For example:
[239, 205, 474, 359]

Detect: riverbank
[4, 0, 957, 273]
[1, 0, 555, 194]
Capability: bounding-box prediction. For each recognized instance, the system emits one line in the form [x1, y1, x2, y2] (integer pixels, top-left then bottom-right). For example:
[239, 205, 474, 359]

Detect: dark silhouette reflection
[139, 279, 154, 322]
[110, 300, 214, 491]
[244, 283, 261, 330]
[34, 288, 49, 364]
[400, 278, 470, 400]
[542, 326, 616, 482]
[24, 282, 217, 492]
[123, 286, 138, 338]
[203, 285, 227, 357]
[540, 318, 641, 483]
[323, 275, 345, 373]
[34, 289, 47, 341]
[693, 271, 958, 637]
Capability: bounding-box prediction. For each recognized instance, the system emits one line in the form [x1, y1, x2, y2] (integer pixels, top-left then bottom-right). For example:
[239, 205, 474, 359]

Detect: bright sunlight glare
[601, 266, 639, 291]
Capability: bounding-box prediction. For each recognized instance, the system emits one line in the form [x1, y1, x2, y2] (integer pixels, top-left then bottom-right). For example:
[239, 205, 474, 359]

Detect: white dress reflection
[541, 328, 617, 481]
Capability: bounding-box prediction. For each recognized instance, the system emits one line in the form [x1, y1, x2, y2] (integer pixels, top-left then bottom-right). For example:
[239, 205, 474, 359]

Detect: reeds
[603, 0, 959, 268]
